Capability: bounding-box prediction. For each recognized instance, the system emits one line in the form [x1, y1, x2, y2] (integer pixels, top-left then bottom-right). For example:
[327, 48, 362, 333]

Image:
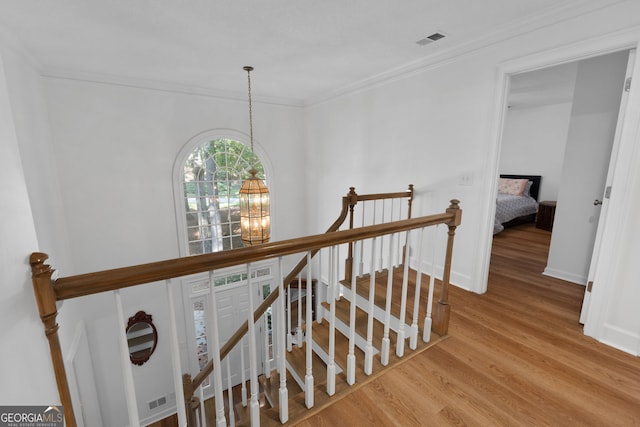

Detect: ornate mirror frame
[125, 310, 158, 366]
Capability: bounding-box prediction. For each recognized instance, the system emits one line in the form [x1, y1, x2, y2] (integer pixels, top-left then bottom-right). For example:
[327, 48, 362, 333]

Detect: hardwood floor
[297, 223, 640, 426]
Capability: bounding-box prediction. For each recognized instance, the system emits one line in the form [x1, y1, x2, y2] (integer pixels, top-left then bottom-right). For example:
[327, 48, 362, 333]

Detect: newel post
[344, 187, 358, 282]
[432, 200, 462, 336]
[407, 184, 414, 219]
[30, 252, 77, 427]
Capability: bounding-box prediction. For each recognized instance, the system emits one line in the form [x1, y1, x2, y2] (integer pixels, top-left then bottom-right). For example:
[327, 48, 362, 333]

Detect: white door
[182, 261, 275, 399]
[215, 281, 251, 388]
[580, 49, 636, 323]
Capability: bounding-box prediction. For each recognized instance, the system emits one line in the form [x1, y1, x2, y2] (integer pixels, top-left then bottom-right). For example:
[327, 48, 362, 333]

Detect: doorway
[478, 32, 640, 354]
[495, 50, 631, 286]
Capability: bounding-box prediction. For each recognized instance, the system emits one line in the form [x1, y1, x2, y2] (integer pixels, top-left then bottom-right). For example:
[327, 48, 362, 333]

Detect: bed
[493, 174, 541, 234]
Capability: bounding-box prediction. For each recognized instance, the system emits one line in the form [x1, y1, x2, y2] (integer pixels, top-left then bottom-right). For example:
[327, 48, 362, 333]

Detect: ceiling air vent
[416, 32, 447, 46]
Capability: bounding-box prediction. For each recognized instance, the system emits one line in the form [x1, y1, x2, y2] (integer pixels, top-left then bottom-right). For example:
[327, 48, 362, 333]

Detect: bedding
[493, 174, 541, 235]
[493, 193, 538, 234]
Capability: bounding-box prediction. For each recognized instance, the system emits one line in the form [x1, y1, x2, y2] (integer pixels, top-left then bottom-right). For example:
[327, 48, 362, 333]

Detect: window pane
[183, 138, 267, 255]
[189, 241, 203, 255]
[193, 300, 209, 386]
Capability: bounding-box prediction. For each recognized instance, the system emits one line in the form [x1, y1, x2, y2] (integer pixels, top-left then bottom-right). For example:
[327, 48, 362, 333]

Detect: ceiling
[508, 62, 579, 109]
[0, 0, 616, 105]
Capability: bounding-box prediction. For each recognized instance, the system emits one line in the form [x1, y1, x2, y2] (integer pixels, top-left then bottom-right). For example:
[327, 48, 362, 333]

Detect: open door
[580, 49, 636, 323]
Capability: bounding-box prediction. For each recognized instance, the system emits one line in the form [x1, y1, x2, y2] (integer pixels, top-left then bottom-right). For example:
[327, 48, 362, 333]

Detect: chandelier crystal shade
[239, 66, 271, 246]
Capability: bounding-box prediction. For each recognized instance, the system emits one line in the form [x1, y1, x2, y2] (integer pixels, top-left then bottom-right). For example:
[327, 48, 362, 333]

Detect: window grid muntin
[183, 138, 266, 254]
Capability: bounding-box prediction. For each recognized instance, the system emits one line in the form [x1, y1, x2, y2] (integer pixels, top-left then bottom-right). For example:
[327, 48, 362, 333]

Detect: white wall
[500, 101, 573, 201]
[545, 50, 629, 285]
[0, 49, 60, 406]
[44, 79, 307, 273]
[306, 56, 497, 289]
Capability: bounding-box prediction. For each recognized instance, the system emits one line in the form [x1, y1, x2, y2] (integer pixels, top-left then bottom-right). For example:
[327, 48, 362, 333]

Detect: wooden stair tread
[286, 344, 329, 386]
[343, 266, 438, 323]
[323, 298, 398, 349]
[311, 319, 366, 374]
[259, 369, 303, 409]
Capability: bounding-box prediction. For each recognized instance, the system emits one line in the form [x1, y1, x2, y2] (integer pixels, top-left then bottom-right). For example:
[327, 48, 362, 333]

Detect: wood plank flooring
[297, 223, 640, 426]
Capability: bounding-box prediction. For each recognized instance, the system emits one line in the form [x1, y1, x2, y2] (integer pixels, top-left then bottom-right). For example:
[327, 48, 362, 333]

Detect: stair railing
[183, 185, 415, 415]
[30, 189, 458, 427]
[344, 184, 414, 280]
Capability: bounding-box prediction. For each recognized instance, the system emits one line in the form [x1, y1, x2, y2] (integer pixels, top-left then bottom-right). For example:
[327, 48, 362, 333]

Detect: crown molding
[304, 0, 627, 106]
[41, 66, 305, 108]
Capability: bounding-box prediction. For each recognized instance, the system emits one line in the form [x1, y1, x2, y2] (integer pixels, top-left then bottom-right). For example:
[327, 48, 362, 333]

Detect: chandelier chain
[245, 66, 254, 153]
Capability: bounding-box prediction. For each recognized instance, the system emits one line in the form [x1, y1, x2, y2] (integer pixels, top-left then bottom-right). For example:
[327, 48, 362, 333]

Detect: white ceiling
[0, 0, 616, 104]
[509, 62, 579, 109]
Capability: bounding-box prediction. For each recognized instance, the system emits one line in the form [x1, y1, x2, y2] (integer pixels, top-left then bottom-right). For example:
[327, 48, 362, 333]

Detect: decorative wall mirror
[126, 311, 158, 366]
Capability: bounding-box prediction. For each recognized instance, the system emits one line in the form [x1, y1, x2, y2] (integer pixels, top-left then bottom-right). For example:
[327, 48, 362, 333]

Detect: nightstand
[536, 201, 556, 231]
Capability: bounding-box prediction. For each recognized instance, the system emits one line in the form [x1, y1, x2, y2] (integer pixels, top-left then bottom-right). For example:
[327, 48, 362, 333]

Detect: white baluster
[226, 356, 235, 427]
[198, 385, 206, 427]
[424, 225, 440, 342]
[286, 281, 292, 352]
[410, 228, 425, 350]
[358, 203, 365, 276]
[114, 290, 140, 427]
[263, 300, 271, 376]
[333, 246, 341, 301]
[240, 337, 247, 407]
[316, 250, 323, 323]
[379, 201, 386, 271]
[347, 243, 359, 385]
[165, 280, 187, 426]
[296, 275, 304, 347]
[381, 233, 395, 366]
[392, 200, 400, 266]
[246, 263, 260, 426]
[277, 257, 289, 423]
[305, 252, 314, 408]
[326, 246, 337, 396]
[271, 288, 279, 375]
[396, 230, 412, 357]
[364, 237, 377, 375]
[207, 271, 227, 427]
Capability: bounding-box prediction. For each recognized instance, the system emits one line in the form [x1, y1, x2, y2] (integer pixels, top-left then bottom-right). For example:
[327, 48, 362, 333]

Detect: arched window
[180, 138, 267, 255]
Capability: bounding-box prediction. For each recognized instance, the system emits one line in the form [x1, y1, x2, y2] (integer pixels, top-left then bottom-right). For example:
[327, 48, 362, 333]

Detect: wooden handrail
[49, 212, 456, 300]
[355, 187, 413, 203]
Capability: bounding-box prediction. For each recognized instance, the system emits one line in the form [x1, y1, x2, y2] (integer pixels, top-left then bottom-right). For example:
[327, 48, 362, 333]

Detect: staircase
[30, 186, 460, 427]
[228, 266, 446, 426]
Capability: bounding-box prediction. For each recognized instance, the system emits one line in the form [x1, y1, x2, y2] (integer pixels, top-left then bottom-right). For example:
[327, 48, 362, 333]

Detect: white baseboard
[542, 267, 587, 285]
[600, 323, 640, 357]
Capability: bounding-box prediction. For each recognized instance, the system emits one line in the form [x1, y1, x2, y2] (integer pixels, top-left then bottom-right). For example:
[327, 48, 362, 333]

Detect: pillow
[523, 180, 533, 197]
[498, 178, 528, 196]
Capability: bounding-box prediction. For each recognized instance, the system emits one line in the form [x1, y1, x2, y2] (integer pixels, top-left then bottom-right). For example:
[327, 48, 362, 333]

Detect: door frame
[478, 29, 640, 336]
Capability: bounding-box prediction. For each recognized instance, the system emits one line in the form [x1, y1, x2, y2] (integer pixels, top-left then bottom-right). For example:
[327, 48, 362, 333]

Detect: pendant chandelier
[239, 66, 271, 246]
